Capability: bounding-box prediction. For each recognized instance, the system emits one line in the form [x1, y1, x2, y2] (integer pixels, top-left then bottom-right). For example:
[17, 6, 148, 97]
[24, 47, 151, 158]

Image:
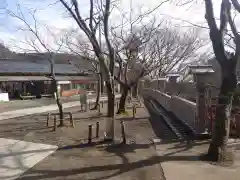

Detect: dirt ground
[0, 101, 165, 180]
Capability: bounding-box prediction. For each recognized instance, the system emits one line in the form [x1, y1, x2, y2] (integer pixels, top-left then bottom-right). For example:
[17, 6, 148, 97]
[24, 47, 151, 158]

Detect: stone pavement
[0, 138, 58, 180]
[154, 139, 240, 180]
[0, 94, 121, 121]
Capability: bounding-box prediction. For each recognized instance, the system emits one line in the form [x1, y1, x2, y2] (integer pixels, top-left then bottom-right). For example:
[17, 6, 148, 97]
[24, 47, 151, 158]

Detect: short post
[69, 112, 74, 127]
[120, 120, 126, 144]
[88, 124, 93, 144]
[128, 96, 131, 104]
[132, 105, 136, 119]
[96, 122, 99, 138]
[53, 115, 57, 131]
[101, 101, 104, 108]
[97, 103, 101, 114]
[46, 113, 51, 127]
[116, 102, 119, 109]
[88, 102, 91, 110]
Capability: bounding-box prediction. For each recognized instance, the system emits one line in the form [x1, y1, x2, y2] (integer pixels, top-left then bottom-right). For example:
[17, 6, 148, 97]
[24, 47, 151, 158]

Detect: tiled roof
[0, 59, 84, 75]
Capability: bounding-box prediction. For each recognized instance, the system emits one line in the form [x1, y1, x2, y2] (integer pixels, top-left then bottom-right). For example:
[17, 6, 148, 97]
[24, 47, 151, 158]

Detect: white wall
[142, 88, 205, 134]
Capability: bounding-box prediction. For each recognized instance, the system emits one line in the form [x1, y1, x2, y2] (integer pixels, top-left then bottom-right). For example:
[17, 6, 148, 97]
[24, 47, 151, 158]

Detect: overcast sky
[0, 0, 229, 52]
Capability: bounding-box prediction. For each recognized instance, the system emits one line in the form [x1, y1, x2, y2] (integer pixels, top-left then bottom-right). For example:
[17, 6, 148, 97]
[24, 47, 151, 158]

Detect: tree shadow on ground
[17, 141, 204, 180]
[18, 143, 158, 180]
[57, 140, 107, 150]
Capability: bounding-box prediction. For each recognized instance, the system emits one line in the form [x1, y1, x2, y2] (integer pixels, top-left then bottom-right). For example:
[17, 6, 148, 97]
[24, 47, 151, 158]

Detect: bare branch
[219, 0, 231, 34]
[231, 0, 240, 13]
[204, 0, 226, 66]
[103, 0, 115, 74]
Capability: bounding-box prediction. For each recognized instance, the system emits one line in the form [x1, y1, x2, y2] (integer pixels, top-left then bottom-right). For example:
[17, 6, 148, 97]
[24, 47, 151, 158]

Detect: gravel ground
[0, 100, 165, 180]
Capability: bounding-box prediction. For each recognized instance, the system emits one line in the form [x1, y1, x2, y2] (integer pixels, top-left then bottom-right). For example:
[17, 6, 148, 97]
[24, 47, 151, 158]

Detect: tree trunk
[117, 85, 129, 114]
[104, 80, 115, 141]
[52, 80, 64, 127]
[207, 71, 236, 163]
[106, 81, 115, 117]
[100, 72, 104, 94]
[132, 82, 138, 98]
[91, 73, 101, 110]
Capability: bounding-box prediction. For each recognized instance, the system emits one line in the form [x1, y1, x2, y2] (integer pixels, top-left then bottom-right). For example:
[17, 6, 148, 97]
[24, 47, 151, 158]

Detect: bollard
[132, 105, 136, 119]
[53, 115, 57, 131]
[121, 120, 126, 144]
[88, 102, 91, 110]
[128, 97, 131, 104]
[101, 101, 104, 108]
[116, 102, 119, 109]
[97, 104, 101, 114]
[96, 122, 99, 138]
[47, 113, 51, 127]
[69, 113, 74, 127]
[88, 124, 93, 144]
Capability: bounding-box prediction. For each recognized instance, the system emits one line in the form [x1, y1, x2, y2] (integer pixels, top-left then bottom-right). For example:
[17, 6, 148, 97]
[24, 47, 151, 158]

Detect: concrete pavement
[0, 95, 96, 113]
[0, 94, 121, 121]
[0, 94, 121, 180]
[154, 139, 240, 180]
[0, 138, 58, 180]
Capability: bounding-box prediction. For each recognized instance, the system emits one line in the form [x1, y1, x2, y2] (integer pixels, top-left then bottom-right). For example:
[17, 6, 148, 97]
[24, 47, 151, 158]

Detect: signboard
[0, 93, 9, 102]
[57, 81, 71, 85]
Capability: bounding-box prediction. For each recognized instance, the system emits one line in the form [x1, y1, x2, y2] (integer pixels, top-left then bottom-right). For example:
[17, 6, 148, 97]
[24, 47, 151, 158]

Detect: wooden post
[128, 96, 131, 104]
[96, 122, 99, 138]
[88, 124, 93, 144]
[97, 104, 101, 114]
[69, 112, 74, 127]
[121, 120, 126, 144]
[53, 115, 57, 131]
[132, 105, 136, 119]
[47, 113, 51, 127]
[88, 102, 91, 111]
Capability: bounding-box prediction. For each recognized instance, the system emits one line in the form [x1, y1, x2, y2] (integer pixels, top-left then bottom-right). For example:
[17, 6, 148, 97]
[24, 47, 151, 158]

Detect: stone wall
[146, 80, 197, 101]
[142, 88, 204, 134]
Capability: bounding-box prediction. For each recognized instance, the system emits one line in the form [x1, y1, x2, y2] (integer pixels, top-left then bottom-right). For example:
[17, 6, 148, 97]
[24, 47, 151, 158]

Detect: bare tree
[7, 6, 65, 126]
[60, 1, 116, 123]
[65, 33, 102, 110]
[59, 0, 172, 141]
[112, 20, 206, 113]
[202, 0, 240, 163]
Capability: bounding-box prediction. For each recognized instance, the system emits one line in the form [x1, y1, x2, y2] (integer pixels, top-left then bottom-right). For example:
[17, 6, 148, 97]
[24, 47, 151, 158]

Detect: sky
[0, 0, 231, 53]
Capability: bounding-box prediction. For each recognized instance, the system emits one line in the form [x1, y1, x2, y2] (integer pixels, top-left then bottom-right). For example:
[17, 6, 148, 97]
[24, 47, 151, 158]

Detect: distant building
[0, 58, 97, 100]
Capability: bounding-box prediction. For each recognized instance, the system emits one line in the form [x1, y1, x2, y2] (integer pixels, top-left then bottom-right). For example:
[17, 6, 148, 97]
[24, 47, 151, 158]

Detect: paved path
[0, 94, 121, 121]
[0, 138, 58, 180]
[154, 139, 240, 180]
[0, 95, 96, 113]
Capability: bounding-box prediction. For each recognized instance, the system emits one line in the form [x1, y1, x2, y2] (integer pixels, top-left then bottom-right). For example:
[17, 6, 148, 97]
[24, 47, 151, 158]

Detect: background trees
[112, 20, 206, 113]
[7, 6, 66, 126]
[59, 0, 172, 140]
[65, 34, 102, 109]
